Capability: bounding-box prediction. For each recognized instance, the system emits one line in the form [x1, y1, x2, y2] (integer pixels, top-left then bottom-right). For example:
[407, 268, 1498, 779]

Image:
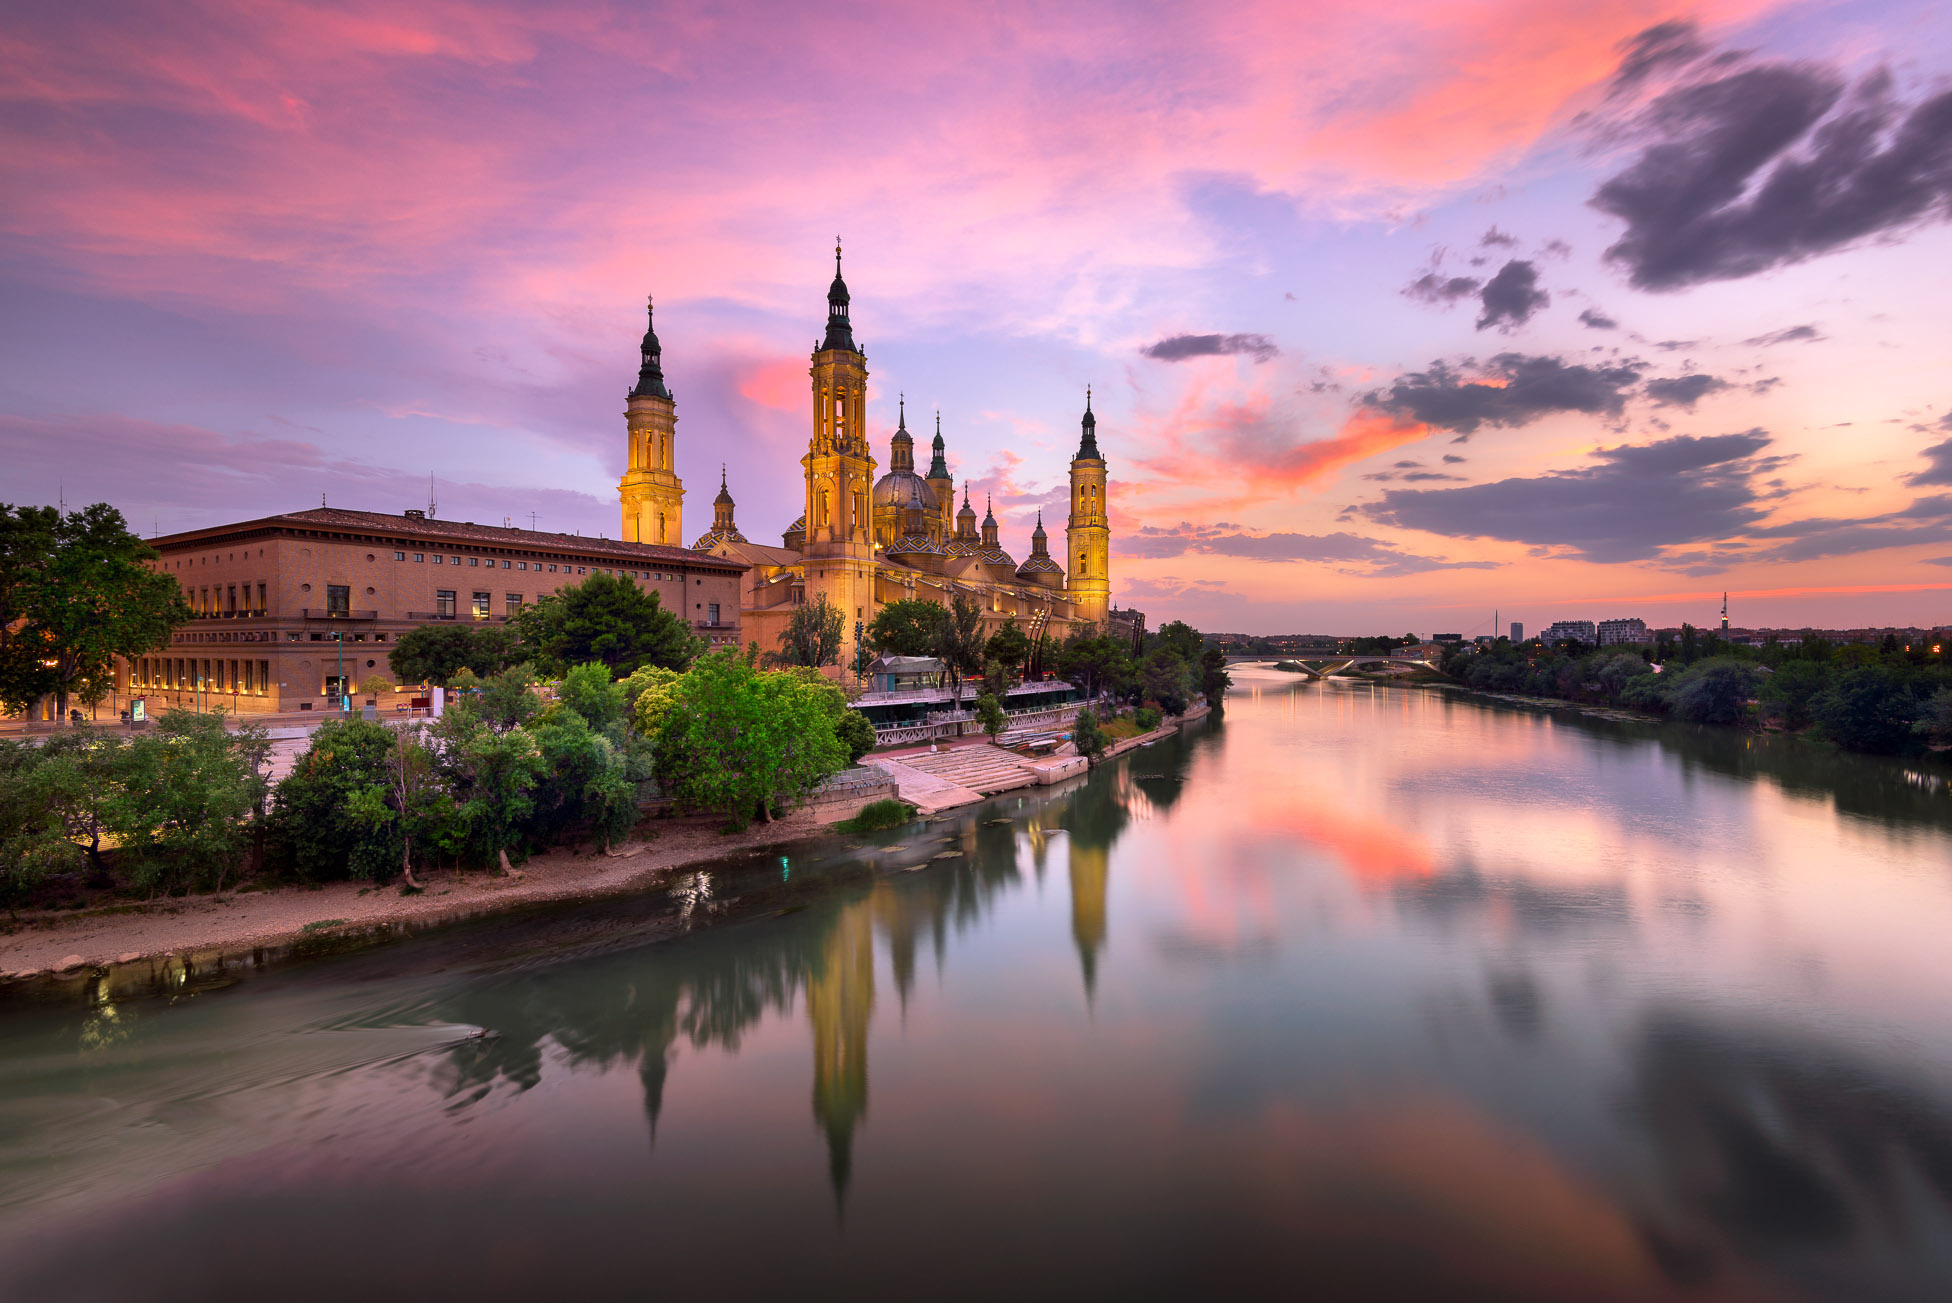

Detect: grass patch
[299, 918, 348, 934]
[834, 799, 917, 834]
[1101, 716, 1149, 741]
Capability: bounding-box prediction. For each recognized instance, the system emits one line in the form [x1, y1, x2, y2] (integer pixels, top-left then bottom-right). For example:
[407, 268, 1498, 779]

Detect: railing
[403, 611, 458, 621]
[301, 608, 378, 620]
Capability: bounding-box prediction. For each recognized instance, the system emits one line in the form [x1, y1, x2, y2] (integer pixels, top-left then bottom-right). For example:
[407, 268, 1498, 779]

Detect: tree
[1199, 648, 1232, 707]
[1073, 707, 1108, 761]
[770, 592, 845, 668]
[0, 729, 125, 897]
[868, 598, 945, 657]
[935, 594, 988, 708]
[389, 623, 518, 686]
[1666, 658, 1757, 726]
[447, 722, 547, 872]
[1152, 620, 1204, 664]
[358, 673, 391, 703]
[1058, 634, 1135, 702]
[1141, 646, 1193, 714]
[1759, 660, 1830, 730]
[975, 692, 1008, 740]
[0, 503, 190, 722]
[981, 657, 1012, 697]
[653, 650, 848, 829]
[984, 620, 1031, 676]
[112, 709, 269, 894]
[836, 708, 877, 763]
[1923, 687, 1952, 745]
[517, 571, 700, 678]
[1813, 667, 1918, 754]
[346, 724, 446, 888]
[267, 718, 403, 881]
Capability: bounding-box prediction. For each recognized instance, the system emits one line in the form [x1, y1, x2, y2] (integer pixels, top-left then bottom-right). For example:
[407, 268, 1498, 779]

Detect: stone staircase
[892, 745, 1038, 795]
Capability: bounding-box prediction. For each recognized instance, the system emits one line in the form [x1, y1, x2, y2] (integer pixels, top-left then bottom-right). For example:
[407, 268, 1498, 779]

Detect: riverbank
[0, 811, 830, 981]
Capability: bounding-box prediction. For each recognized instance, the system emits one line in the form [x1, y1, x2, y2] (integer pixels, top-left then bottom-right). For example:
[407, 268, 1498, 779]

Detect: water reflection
[5, 676, 1952, 1300]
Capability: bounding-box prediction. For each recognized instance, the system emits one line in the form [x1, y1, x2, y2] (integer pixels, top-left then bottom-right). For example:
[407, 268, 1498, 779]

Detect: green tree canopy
[1141, 645, 1193, 715]
[653, 650, 848, 829]
[935, 595, 988, 704]
[517, 571, 700, 678]
[389, 623, 518, 687]
[984, 620, 1031, 673]
[1058, 634, 1136, 702]
[0, 503, 190, 720]
[771, 592, 845, 668]
[868, 598, 945, 657]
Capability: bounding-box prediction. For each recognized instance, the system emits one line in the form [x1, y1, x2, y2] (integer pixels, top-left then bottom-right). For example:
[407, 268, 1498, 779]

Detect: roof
[154, 507, 746, 572]
[871, 655, 942, 673]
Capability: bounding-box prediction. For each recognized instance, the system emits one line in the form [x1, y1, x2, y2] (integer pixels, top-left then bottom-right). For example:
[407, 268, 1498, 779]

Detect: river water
[5, 668, 1952, 1301]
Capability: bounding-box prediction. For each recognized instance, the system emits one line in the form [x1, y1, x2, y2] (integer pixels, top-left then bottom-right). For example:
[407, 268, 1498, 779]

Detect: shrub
[1813, 667, 1919, 754]
[836, 708, 877, 762]
[1134, 705, 1162, 731]
[975, 692, 1008, 740]
[266, 718, 401, 881]
[1073, 707, 1108, 760]
[834, 798, 915, 834]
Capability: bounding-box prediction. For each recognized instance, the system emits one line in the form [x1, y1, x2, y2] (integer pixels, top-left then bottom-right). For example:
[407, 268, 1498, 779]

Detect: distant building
[1541, 619, 1597, 645]
[1510, 622, 1523, 642]
[1431, 633, 1464, 644]
[1596, 618, 1648, 646]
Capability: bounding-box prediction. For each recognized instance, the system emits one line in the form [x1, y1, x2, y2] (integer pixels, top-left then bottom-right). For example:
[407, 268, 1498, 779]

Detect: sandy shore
[0, 812, 827, 979]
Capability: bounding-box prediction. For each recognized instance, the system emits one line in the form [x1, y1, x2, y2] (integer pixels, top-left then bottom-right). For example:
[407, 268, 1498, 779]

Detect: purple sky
[5, 0, 1952, 634]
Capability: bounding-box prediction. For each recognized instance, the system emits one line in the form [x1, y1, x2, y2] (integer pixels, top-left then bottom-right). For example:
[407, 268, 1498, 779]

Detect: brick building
[115, 507, 746, 715]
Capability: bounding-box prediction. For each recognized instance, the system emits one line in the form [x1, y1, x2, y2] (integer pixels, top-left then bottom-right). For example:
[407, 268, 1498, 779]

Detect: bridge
[1221, 653, 1437, 678]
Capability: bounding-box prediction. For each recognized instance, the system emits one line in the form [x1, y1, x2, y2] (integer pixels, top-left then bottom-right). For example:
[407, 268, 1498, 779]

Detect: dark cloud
[1476, 260, 1550, 331]
[1579, 308, 1619, 330]
[1904, 437, 1952, 487]
[1743, 324, 1823, 346]
[1591, 29, 1952, 290]
[1362, 353, 1644, 437]
[1479, 226, 1518, 247]
[1117, 523, 1495, 575]
[1442, 454, 1467, 464]
[1608, 19, 1707, 95]
[1359, 431, 1778, 563]
[1405, 272, 1481, 305]
[1646, 373, 1731, 409]
[1141, 333, 1279, 363]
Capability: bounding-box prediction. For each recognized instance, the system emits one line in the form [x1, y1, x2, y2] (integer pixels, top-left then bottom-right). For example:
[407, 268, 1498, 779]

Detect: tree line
[1444, 627, 1952, 755]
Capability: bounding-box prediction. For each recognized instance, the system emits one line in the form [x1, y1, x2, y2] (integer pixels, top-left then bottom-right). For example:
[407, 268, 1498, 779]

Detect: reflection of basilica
[807, 899, 875, 1197]
[433, 745, 1184, 1201]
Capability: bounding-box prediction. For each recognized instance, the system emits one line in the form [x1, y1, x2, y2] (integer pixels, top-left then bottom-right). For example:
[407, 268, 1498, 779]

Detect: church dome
[872, 468, 938, 511]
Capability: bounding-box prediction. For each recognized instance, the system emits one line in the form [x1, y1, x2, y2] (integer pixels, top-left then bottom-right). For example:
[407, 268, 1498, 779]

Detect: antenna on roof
[57, 483, 64, 516]
[530, 511, 537, 532]
[428, 474, 437, 520]
[322, 491, 327, 507]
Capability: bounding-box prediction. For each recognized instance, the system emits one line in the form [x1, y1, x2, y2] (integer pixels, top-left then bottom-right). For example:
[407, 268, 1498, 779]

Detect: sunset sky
[4, 0, 1951, 634]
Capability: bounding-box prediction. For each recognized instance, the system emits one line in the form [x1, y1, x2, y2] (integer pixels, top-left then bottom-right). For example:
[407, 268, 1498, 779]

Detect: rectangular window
[414, 553, 424, 563]
[501, 559, 511, 569]
[326, 584, 350, 615]
[257, 583, 266, 614]
[506, 593, 523, 614]
[394, 551, 405, 561]
[436, 589, 456, 618]
[242, 661, 253, 693]
[450, 557, 461, 566]
[468, 557, 479, 566]
[577, 567, 586, 575]
[518, 562, 528, 571]
[472, 591, 490, 619]
[227, 585, 237, 615]
[707, 603, 720, 625]
[432, 554, 443, 564]
[258, 660, 270, 694]
[548, 564, 557, 573]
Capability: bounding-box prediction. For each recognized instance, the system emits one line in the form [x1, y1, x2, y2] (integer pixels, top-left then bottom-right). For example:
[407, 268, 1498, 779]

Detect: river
[4, 668, 1952, 1301]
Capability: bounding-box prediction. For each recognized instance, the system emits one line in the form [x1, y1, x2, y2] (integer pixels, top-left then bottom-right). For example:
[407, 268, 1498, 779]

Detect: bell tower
[620, 296, 685, 546]
[926, 412, 954, 542]
[1066, 387, 1110, 626]
[802, 241, 877, 668]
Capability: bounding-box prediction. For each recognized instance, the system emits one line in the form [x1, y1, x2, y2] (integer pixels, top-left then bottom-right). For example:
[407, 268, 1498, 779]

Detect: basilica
[618, 247, 1119, 669]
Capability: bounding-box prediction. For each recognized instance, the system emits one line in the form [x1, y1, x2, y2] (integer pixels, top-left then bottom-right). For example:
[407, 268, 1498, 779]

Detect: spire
[890, 392, 914, 472]
[1031, 510, 1049, 552]
[821, 237, 856, 352]
[631, 294, 671, 400]
[927, 410, 950, 480]
[714, 463, 734, 506]
[1075, 385, 1100, 460]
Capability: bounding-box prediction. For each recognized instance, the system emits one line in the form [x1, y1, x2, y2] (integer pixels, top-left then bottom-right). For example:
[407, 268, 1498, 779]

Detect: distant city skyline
[3, 1, 1951, 634]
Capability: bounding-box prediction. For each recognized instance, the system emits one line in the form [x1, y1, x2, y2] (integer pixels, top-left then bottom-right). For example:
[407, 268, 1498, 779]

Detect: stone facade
[113, 508, 745, 716]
